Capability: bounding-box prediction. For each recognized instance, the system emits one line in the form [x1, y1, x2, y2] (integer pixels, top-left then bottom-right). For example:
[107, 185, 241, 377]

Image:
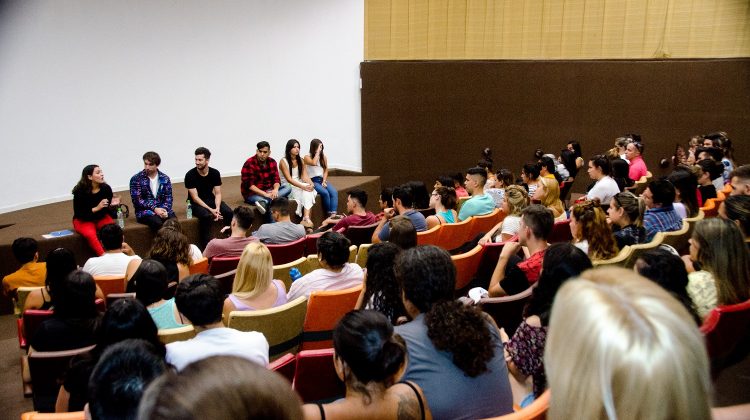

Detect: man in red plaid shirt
[240, 141, 291, 222]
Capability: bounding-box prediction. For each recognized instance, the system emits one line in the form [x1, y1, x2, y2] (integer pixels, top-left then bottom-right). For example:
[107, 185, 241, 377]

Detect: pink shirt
[628, 155, 648, 182]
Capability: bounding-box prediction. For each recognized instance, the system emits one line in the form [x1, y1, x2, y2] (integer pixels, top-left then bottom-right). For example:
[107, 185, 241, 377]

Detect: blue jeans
[312, 176, 338, 214]
[244, 185, 292, 222]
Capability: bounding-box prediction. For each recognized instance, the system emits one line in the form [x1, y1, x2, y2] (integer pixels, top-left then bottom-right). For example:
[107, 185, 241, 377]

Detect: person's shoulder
[208, 166, 221, 177]
[158, 171, 171, 182]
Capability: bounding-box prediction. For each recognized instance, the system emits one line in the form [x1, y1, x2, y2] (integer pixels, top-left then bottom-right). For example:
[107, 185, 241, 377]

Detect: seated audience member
[72, 164, 121, 256]
[532, 176, 566, 220]
[138, 356, 301, 420]
[222, 242, 287, 320]
[240, 141, 292, 223]
[388, 216, 418, 250]
[570, 201, 619, 261]
[457, 167, 496, 221]
[406, 180, 431, 210]
[565, 139, 585, 177]
[696, 158, 722, 202]
[504, 244, 592, 400]
[25, 247, 79, 310]
[485, 168, 515, 207]
[87, 339, 167, 420]
[425, 186, 458, 229]
[167, 274, 269, 370]
[373, 185, 427, 243]
[610, 157, 633, 191]
[729, 164, 750, 196]
[355, 242, 407, 325]
[559, 150, 578, 182]
[538, 155, 563, 183]
[720, 195, 750, 244]
[376, 187, 394, 219]
[252, 197, 306, 244]
[287, 232, 363, 300]
[610, 136, 631, 162]
[305, 138, 338, 217]
[129, 151, 176, 231]
[161, 219, 203, 263]
[667, 168, 700, 218]
[477, 147, 496, 187]
[585, 155, 619, 204]
[433, 175, 454, 190]
[685, 218, 750, 319]
[451, 172, 469, 198]
[607, 191, 647, 249]
[635, 247, 701, 325]
[545, 267, 711, 420]
[60, 299, 165, 412]
[184, 146, 234, 248]
[3, 237, 46, 296]
[394, 246, 513, 419]
[203, 205, 257, 259]
[82, 224, 140, 277]
[318, 188, 378, 232]
[479, 185, 529, 244]
[642, 179, 682, 242]
[30, 270, 102, 351]
[489, 205, 553, 297]
[303, 310, 432, 420]
[625, 140, 648, 182]
[279, 138, 317, 227]
[127, 259, 185, 330]
[127, 228, 192, 282]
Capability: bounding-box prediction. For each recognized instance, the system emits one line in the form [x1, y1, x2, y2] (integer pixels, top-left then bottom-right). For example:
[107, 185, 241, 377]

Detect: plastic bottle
[117, 207, 124, 228]
[289, 268, 302, 282]
[186, 199, 192, 219]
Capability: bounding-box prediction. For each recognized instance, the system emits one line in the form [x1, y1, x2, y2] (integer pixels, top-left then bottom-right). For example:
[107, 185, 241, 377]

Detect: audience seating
[473, 242, 510, 290]
[105, 292, 135, 308]
[208, 256, 241, 276]
[469, 208, 505, 239]
[213, 268, 237, 296]
[592, 246, 632, 268]
[700, 299, 750, 377]
[268, 352, 296, 384]
[19, 309, 54, 349]
[722, 183, 733, 195]
[274, 257, 318, 291]
[157, 325, 196, 345]
[27, 344, 96, 412]
[293, 348, 345, 403]
[452, 245, 485, 291]
[267, 236, 307, 265]
[653, 220, 691, 255]
[227, 296, 308, 360]
[701, 198, 718, 218]
[13, 286, 42, 317]
[342, 223, 379, 247]
[436, 217, 473, 250]
[92, 275, 126, 297]
[355, 243, 371, 268]
[188, 256, 209, 274]
[416, 224, 441, 246]
[300, 285, 362, 351]
[623, 235, 663, 268]
[304, 232, 324, 256]
[632, 175, 649, 195]
[21, 412, 85, 420]
[548, 220, 573, 243]
[481, 389, 550, 420]
[347, 245, 357, 264]
[478, 286, 534, 337]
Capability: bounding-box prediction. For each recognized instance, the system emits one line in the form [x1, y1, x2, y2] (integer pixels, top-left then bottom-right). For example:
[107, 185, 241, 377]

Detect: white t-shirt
[82, 253, 141, 277]
[587, 176, 620, 204]
[149, 174, 159, 198]
[287, 263, 364, 301]
[496, 215, 521, 242]
[166, 327, 269, 371]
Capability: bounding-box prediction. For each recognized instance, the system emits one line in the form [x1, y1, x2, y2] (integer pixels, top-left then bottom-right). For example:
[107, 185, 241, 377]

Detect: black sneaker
[254, 201, 267, 215]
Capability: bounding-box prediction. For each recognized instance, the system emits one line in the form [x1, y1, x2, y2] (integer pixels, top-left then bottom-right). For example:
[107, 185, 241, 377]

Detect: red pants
[73, 216, 114, 256]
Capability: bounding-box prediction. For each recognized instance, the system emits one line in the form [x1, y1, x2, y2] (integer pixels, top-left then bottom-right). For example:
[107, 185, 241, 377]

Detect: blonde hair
[504, 185, 529, 216]
[538, 177, 565, 217]
[545, 267, 711, 420]
[233, 242, 274, 300]
[692, 218, 750, 305]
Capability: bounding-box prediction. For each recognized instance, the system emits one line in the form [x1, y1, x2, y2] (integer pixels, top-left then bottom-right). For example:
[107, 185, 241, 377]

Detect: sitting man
[252, 197, 306, 244]
[642, 179, 682, 242]
[488, 204, 553, 297]
[203, 206, 258, 259]
[240, 141, 291, 222]
[318, 188, 378, 232]
[82, 224, 140, 277]
[130, 151, 176, 231]
[696, 159, 723, 202]
[729, 164, 750, 196]
[167, 274, 269, 370]
[2, 237, 46, 296]
[287, 231, 363, 300]
[458, 167, 496, 221]
[185, 147, 233, 248]
[372, 184, 427, 243]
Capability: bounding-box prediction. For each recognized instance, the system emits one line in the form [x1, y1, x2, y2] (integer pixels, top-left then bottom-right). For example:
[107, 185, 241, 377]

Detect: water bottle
[117, 207, 125, 228]
[186, 199, 192, 219]
[289, 268, 302, 282]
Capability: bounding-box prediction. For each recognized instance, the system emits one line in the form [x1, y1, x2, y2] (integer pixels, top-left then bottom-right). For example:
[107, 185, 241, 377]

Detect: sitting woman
[668, 168, 700, 218]
[25, 247, 78, 311]
[425, 186, 458, 229]
[303, 310, 432, 420]
[533, 176, 566, 220]
[521, 162, 541, 197]
[222, 242, 287, 320]
[355, 242, 407, 325]
[127, 259, 185, 330]
[72, 164, 121, 256]
[607, 191, 647, 249]
[305, 138, 338, 216]
[504, 243, 592, 403]
[685, 218, 750, 319]
[635, 247, 701, 325]
[479, 185, 529, 244]
[570, 201, 619, 261]
[485, 168, 515, 208]
[127, 228, 192, 283]
[161, 218, 203, 263]
[281, 139, 316, 228]
[720, 195, 750, 245]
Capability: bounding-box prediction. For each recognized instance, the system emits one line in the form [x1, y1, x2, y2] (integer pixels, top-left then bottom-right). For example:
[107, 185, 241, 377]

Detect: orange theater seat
[300, 285, 362, 351]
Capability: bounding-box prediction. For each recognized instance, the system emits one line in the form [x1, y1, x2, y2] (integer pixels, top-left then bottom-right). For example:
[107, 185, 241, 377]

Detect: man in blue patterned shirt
[642, 179, 682, 242]
[130, 151, 176, 231]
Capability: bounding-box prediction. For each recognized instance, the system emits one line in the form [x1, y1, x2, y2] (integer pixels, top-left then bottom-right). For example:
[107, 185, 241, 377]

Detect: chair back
[473, 242, 510, 290]
[343, 223, 379, 247]
[188, 257, 209, 274]
[228, 296, 308, 360]
[293, 348, 345, 403]
[21, 411, 86, 420]
[592, 246, 631, 268]
[481, 389, 550, 420]
[436, 217, 473, 250]
[700, 299, 750, 374]
[722, 183, 733, 195]
[701, 199, 718, 218]
[416, 224, 441, 246]
[548, 220, 573, 243]
[632, 176, 649, 195]
[28, 345, 96, 412]
[304, 232, 324, 256]
[274, 257, 318, 291]
[157, 325, 197, 345]
[93, 275, 126, 297]
[452, 245, 485, 291]
[623, 236, 663, 268]
[213, 268, 237, 296]
[301, 285, 363, 351]
[269, 352, 296, 384]
[208, 256, 241, 275]
[267, 236, 307, 265]
[355, 243, 372, 268]
[22, 310, 54, 348]
[479, 287, 534, 337]
[469, 208, 505, 238]
[14, 286, 43, 317]
[653, 220, 691, 255]
[105, 292, 136, 308]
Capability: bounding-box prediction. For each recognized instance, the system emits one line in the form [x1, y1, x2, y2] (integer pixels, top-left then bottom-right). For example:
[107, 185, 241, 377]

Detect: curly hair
[362, 242, 406, 324]
[571, 201, 619, 260]
[149, 228, 191, 266]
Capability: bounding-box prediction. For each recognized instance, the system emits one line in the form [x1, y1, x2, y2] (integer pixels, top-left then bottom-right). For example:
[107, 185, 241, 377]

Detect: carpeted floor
[0, 314, 33, 418]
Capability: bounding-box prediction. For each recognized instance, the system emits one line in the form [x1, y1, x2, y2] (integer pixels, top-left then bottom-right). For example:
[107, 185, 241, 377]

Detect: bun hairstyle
[333, 310, 406, 400]
[478, 147, 494, 172]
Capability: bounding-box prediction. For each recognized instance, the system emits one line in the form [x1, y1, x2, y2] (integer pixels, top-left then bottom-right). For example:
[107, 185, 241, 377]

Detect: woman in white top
[479, 185, 529, 245]
[585, 155, 621, 204]
[304, 138, 339, 216]
[280, 139, 316, 227]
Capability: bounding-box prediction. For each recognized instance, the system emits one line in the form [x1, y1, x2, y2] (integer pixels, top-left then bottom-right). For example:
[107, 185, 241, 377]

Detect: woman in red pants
[72, 164, 120, 255]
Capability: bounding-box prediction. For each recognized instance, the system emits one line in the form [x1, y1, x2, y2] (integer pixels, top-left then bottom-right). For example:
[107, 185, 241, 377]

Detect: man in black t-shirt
[185, 147, 233, 248]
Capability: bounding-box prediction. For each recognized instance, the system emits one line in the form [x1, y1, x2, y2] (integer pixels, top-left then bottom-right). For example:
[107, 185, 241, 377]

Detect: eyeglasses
[431, 193, 439, 197]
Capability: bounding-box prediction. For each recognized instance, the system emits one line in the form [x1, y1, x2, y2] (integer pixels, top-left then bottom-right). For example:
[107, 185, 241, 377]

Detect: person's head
[379, 187, 394, 209]
[730, 164, 750, 196]
[388, 216, 417, 250]
[624, 141, 643, 161]
[451, 172, 464, 189]
[689, 218, 750, 306]
[559, 150, 578, 176]
[545, 267, 711, 420]
[391, 185, 415, 210]
[696, 158, 723, 184]
[667, 169, 699, 217]
[720, 195, 750, 238]
[98, 223, 124, 252]
[317, 231, 351, 269]
[570, 201, 619, 260]
[477, 147, 493, 173]
[142, 152, 161, 176]
[566, 140, 582, 158]
[702, 137, 715, 148]
[405, 181, 430, 210]
[12, 237, 38, 265]
[309, 138, 327, 169]
[539, 155, 556, 176]
[88, 339, 167, 420]
[255, 141, 271, 162]
[174, 274, 224, 327]
[150, 228, 191, 266]
[138, 355, 302, 420]
[230, 205, 254, 231]
[234, 242, 273, 299]
[96, 298, 163, 354]
[642, 179, 675, 209]
[130, 259, 169, 307]
[395, 246, 454, 314]
[44, 247, 78, 298]
[434, 175, 454, 190]
[607, 191, 643, 227]
[533, 177, 562, 209]
[502, 185, 529, 217]
[614, 137, 632, 154]
[587, 155, 611, 180]
[161, 218, 184, 233]
[194, 147, 211, 171]
[269, 197, 291, 219]
[495, 169, 515, 188]
[519, 204, 554, 244]
[521, 162, 540, 184]
[284, 139, 302, 168]
[696, 146, 723, 162]
[363, 242, 404, 324]
[346, 188, 368, 213]
[610, 158, 630, 183]
[635, 247, 700, 325]
[524, 243, 592, 325]
[465, 167, 487, 194]
[73, 164, 103, 194]
[430, 186, 457, 211]
[56, 270, 98, 319]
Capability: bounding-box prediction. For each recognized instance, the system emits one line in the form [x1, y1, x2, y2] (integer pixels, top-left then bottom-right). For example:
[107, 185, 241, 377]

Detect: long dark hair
[362, 243, 406, 324]
[56, 270, 99, 320]
[284, 139, 303, 173]
[309, 138, 327, 170]
[668, 168, 699, 217]
[72, 164, 99, 195]
[95, 298, 165, 357]
[45, 248, 78, 305]
[635, 247, 701, 325]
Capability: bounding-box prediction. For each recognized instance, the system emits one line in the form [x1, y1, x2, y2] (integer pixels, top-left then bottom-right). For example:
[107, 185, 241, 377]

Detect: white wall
[0, 0, 364, 213]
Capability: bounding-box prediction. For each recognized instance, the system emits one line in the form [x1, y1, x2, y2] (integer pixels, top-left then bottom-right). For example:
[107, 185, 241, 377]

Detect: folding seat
[27, 345, 96, 412]
[157, 325, 197, 345]
[188, 257, 209, 274]
[267, 236, 307, 265]
[416, 225, 441, 246]
[300, 285, 362, 351]
[293, 348, 345, 403]
[452, 245, 485, 291]
[478, 286, 534, 337]
[93, 275, 126, 297]
[228, 296, 308, 360]
[342, 222, 379, 247]
[208, 256, 241, 275]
